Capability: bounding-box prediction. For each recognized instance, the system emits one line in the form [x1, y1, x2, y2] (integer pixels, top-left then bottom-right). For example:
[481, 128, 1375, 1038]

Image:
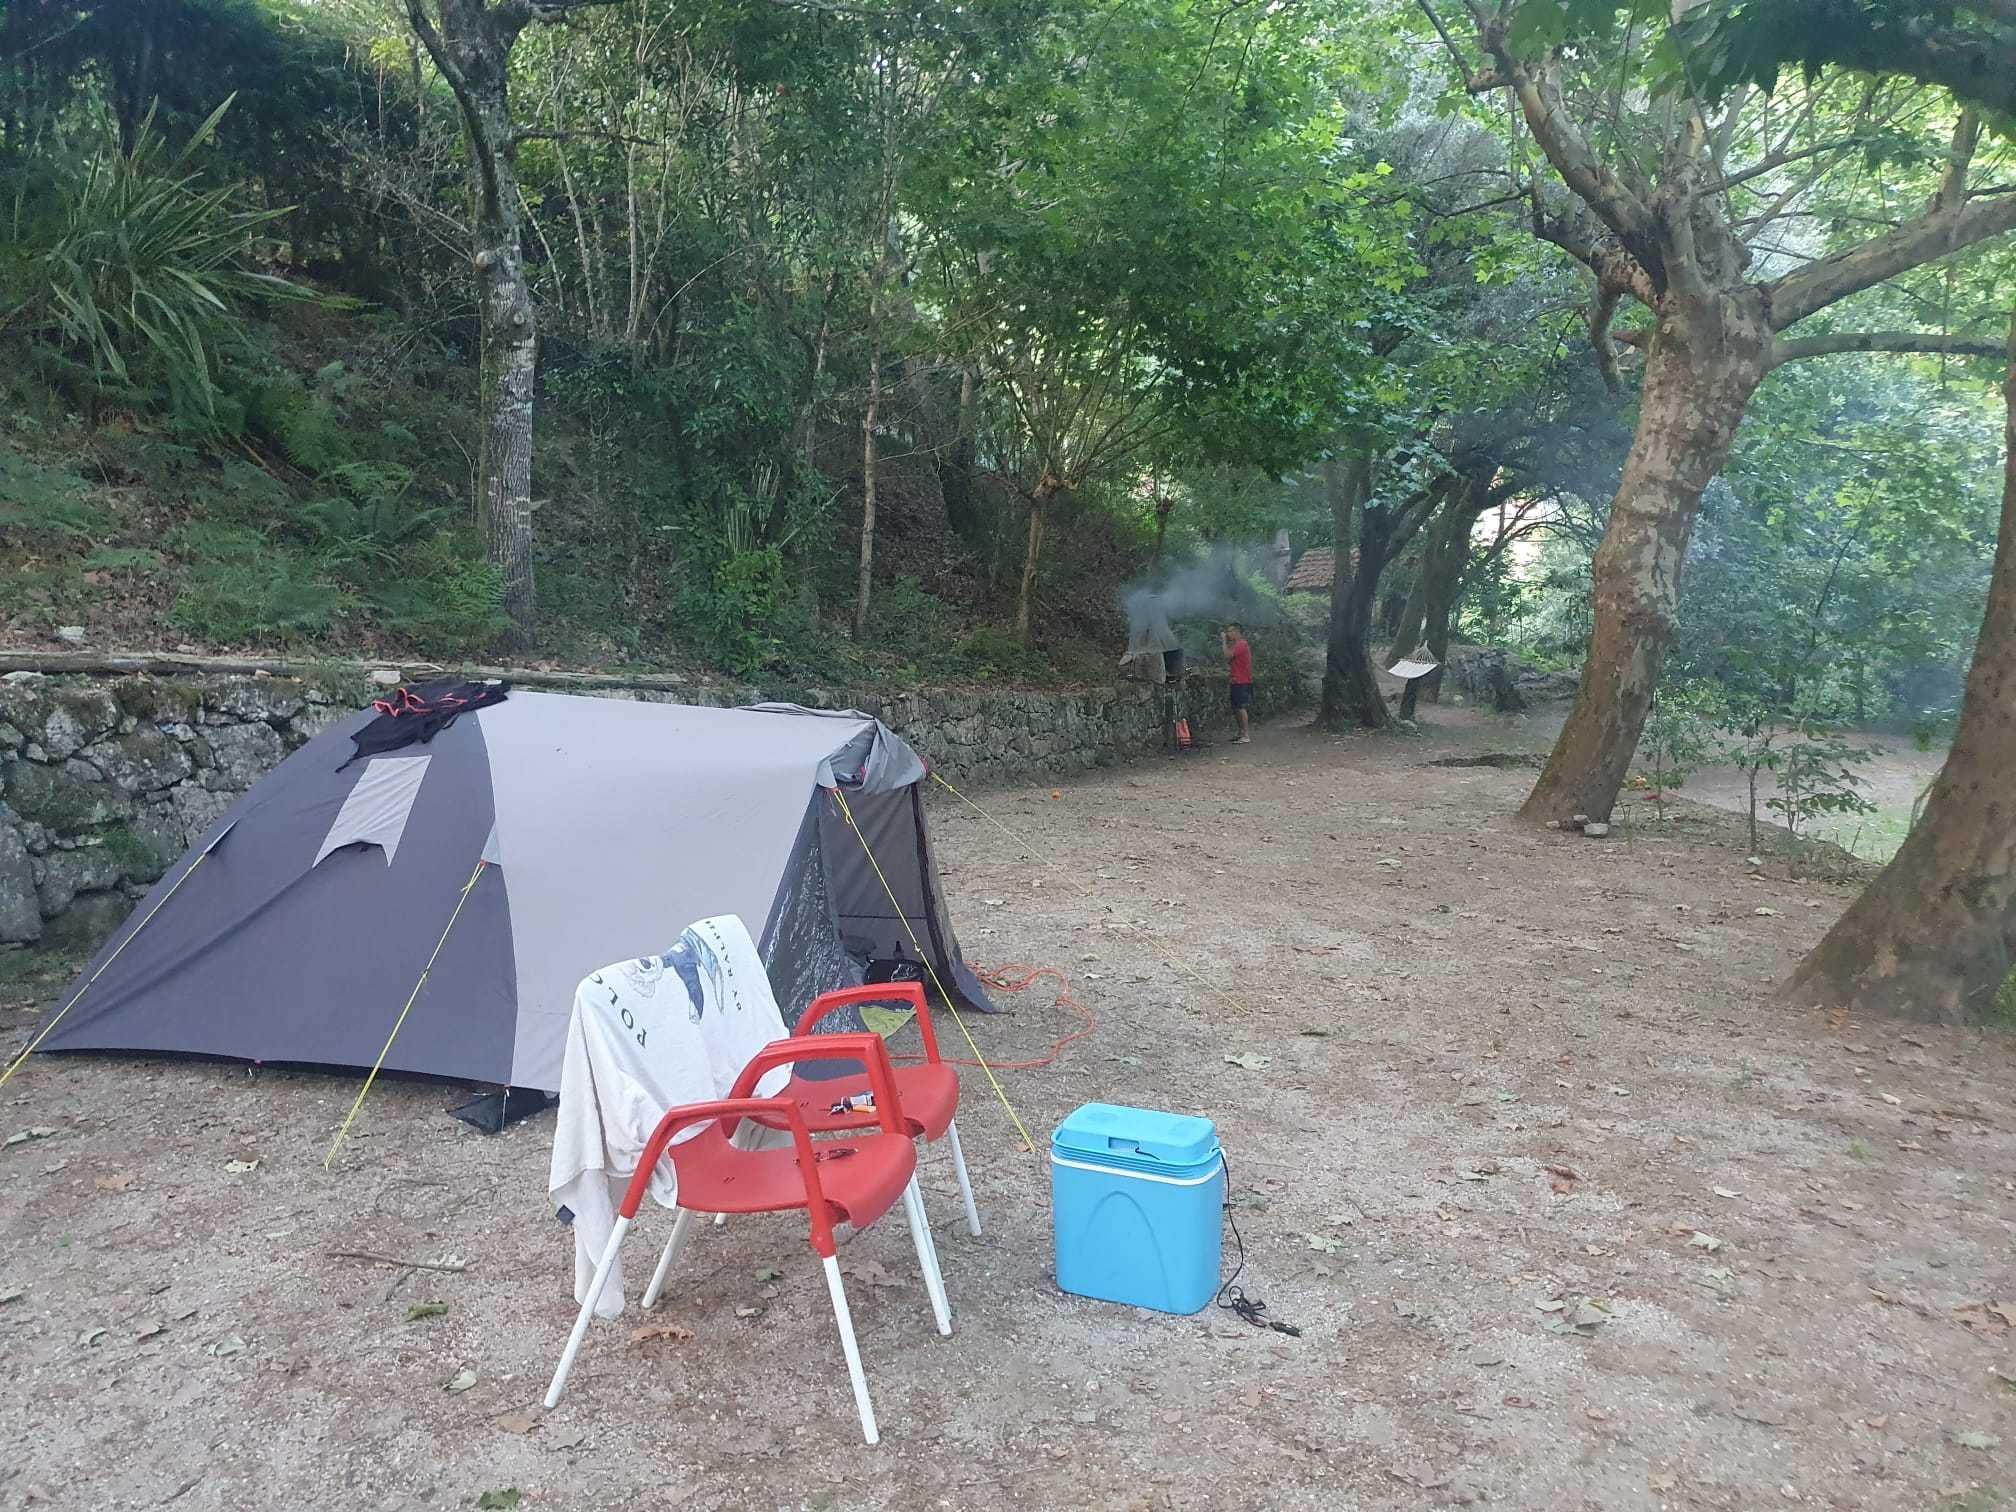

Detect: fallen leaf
[1754, 907, 1779, 917]
[492, 1412, 538, 1435]
[629, 1322, 693, 1346]
[1649, 1473, 1678, 1492]
[842, 1258, 898, 1288]
[1703, 1267, 1734, 1285]
[752, 1267, 783, 1283]
[94, 1171, 135, 1193]
[406, 1303, 449, 1322]
[1503, 1395, 1536, 1408]
[1534, 1299, 1567, 1313]
[1458, 1169, 1491, 1182]
[0, 1285, 24, 1305]
[1546, 1164, 1580, 1195]
[1953, 1431, 2000, 1451]
[1879, 1092, 1902, 1106]
[4, 1127, 57, 1147]
[1304, 1232, 1346, 1254]
[207, 1335, 247, 1358]
[1713, 1186, 1742, 1200]
[1585, 1407, 1610, 1422]
[1224, 1053, 1272, 1071]
[444, 1366, 477, 1392]
[734, 1306, 762, 1319]
[1865, 1415, 1889, 1430]
[136, 1321, 165, 1341]
[1954, 1302, 2012, 1338]
[77, 1327, 106, 1346]
[1241, 1389, 1264, 1409]
[1897, 1140, 1925, 1152]
[222, 1159, 258, 1174]
[1689, 1232, 1724, 1253]
[475, 1491, 522, 1511]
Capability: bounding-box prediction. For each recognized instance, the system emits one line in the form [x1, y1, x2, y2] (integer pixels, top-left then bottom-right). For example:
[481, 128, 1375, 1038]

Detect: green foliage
[0, 454, 95, 536]
[18, 97, 310, 418]
[1636, 684, 1720, 822]
[1766, 727, 1879, 844]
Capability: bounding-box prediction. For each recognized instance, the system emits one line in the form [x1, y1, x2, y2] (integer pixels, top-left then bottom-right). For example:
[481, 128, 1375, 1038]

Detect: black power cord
[1215, 1150, 1302, 1337]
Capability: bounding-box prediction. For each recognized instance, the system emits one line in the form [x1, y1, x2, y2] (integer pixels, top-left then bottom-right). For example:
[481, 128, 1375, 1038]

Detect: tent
[35, 692, 991, 1095]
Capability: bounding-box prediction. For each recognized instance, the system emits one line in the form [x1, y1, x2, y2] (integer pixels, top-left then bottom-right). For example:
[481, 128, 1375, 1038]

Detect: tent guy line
[832, 785, 1038, 1156]
[324, 856, 491, 1168]
[0, 848, 214, 1093]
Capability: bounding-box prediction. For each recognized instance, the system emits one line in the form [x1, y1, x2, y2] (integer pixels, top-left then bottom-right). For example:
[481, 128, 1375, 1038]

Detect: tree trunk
[1151, 489, 1174, 565]
[1780, 311, 2016, 1025]
[1319, 454, 1391, 731]
[854, 330, 882, 641]
[1518, 290, 1769, 822]
[408, 0, 541, 646]
[941, 364, 980, 538]
[1016, 479, 1056, 645]
[469, 96, 539, 643]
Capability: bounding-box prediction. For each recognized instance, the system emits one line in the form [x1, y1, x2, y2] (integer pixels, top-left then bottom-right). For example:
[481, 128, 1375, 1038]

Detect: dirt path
[2, 711, 2012, 1511]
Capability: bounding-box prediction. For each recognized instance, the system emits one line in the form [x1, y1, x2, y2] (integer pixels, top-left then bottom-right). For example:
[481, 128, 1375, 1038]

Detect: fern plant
[29, 96, 308, 416]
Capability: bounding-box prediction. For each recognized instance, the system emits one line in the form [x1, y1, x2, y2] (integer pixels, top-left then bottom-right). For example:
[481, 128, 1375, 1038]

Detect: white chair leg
[821, 1254, 879, 1446]
[947, 1119, 982, 1237]
[901, 1177, 953, 1337]
[640, 1206, 698, 1312]
[545, 1214, 632, 1409]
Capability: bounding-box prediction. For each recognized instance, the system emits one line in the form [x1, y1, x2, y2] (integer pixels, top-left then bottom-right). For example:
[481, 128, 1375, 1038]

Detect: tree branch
[1589, 287, 1624, 392]
[1767, 329, 2009, 369]
[1474, 19, 1666, 284]
[1767, 190, 2016, 331]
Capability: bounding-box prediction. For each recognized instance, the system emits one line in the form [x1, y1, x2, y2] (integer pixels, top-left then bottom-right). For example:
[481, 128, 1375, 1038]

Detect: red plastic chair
[779, 981, 982, 1238]
[542, 1034, 951, 1444]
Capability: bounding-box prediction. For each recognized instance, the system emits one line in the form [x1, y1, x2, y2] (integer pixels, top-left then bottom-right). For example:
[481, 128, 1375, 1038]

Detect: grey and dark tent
[35, 693, 991, 1096]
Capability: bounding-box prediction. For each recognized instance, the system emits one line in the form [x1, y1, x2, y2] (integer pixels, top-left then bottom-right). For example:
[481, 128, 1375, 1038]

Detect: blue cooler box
[1051, 1103, 1224, 1315]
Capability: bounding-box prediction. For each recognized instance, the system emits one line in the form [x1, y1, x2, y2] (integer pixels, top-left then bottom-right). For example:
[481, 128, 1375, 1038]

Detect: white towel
[547, 915, 790, 1317]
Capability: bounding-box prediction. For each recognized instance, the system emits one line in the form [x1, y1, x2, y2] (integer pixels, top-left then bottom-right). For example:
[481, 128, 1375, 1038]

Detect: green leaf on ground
[406, 1303, 448, 1322]
[1224, 1053, 1271, 1071]
[475, 1491, 522, 1510]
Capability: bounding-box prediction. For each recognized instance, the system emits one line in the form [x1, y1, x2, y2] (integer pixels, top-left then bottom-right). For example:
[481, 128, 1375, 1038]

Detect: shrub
[24, 98, 311, 418]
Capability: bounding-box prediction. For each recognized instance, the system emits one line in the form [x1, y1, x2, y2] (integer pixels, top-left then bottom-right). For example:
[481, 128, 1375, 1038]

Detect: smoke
[1121, 543, 1279, 641]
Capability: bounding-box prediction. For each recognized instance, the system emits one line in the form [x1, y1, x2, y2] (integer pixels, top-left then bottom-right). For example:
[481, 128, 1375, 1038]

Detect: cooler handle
[1106, 1136, 1146, 1156]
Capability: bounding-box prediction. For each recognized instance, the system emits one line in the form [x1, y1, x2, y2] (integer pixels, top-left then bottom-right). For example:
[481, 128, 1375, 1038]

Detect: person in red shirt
[1222, 622, 1254, 744]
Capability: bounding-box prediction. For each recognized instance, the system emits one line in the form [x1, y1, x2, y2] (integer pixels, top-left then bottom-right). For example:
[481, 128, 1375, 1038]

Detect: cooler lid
[1052, 1102, 1219, 1167]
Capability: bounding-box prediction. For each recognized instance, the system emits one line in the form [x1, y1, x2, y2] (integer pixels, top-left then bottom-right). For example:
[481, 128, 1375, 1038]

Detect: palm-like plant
[36, 95, 306, 414]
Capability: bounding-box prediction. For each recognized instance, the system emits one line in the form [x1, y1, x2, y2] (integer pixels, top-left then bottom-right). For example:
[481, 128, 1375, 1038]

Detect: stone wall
[0, 663, 1306, 950]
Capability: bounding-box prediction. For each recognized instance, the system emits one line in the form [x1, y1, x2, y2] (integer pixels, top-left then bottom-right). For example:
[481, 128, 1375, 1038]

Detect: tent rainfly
[34, 694, 991, 1094]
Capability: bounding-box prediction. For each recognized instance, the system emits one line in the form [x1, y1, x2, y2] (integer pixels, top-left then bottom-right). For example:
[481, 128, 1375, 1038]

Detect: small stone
[1545, 819, 1562, 830]
[52, 626, 85, 645]
[1584, 823, 1611, 838]
[368, 669, 401, 687]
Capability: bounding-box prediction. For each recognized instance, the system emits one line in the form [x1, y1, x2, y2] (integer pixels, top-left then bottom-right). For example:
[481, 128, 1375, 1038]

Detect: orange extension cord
[890, 962, 1096, 1072]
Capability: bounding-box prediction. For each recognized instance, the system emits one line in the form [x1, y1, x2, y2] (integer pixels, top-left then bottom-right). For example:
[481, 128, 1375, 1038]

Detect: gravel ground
[2, 707, 2012, 1512]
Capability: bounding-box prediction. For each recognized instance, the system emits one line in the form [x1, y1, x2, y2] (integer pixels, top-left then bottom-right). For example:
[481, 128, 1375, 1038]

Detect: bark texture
[1780, 314, 2016, 1026]
[1319, 455, 1390, 730]
[1016, 477, 1057, 644]
[407, 0, 546, 643]
[1518, 288, 1769, 822]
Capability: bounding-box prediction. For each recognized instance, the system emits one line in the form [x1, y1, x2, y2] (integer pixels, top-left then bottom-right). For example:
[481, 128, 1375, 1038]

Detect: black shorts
[1229, 682, 1253, 711]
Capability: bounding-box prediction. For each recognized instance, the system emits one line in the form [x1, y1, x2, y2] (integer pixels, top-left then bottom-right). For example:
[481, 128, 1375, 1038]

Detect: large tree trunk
[1780, 313, 2016, 1025]
[1398, 501, 1466, 721]
[1518, 290, 1769, 822]
[1319, 454, 1391, 730]
[1016, 476, 1058, 644]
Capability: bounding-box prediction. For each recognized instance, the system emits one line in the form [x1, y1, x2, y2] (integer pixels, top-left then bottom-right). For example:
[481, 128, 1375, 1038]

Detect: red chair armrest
[617, 1096, 815, 1220]
[732, 1033, 910, 1138]
[797, 981, 940, 1064]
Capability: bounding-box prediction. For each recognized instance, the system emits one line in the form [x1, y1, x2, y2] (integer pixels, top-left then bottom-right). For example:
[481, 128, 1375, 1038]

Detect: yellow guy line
[0, 852, 213, 1092]
[928, 770, 1258, 1022]
[831, 787, 1036, 1155]
[325, 858, 488, 1169]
